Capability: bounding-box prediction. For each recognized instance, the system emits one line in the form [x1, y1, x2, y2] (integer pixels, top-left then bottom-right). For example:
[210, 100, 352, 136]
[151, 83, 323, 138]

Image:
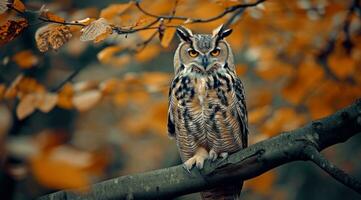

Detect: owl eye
[210, 49, 220, 57]
[188, 49, 199, 57]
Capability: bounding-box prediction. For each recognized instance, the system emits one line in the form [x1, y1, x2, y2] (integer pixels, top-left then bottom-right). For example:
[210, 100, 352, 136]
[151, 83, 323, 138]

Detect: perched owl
[167, 25, 248, 200]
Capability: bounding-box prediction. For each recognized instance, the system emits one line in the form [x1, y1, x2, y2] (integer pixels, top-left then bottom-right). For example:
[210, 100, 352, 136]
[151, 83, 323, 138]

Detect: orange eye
[188, 49, 198, 57]
[211, 49, 220, 56]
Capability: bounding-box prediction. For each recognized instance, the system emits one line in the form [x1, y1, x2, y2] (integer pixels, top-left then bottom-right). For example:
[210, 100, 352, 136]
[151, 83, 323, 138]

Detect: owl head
[173, 24, 235, 74]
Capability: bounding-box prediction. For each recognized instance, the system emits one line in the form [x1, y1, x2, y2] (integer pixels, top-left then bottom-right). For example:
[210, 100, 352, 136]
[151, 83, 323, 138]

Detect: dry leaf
[0, 19, 28, 45]
[160, 28, 176, 48]
[135, 44, 160, 62]
[40, 11, 65, 23]
[16, 94, 37, 120]
[72, 90, 102, 112]
[97, 46, 123, 63]
[100, 3, 133, 20]
[35, 24, 72, 52]
[0, 0, 8, 14]
[12, 0, 25, 13]
[57, 83, 73, 109]
[30, 151, 89, 189]
[12, 50, 38, 69]
[99, 79, 119, 95]
[80, 18, 112, 42]
[37, 93, 58, 113]
[4, 74, 24, 99]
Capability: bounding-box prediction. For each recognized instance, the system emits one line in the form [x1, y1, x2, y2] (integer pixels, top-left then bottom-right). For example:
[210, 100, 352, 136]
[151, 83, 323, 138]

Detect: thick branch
[38, 99, 361, 200]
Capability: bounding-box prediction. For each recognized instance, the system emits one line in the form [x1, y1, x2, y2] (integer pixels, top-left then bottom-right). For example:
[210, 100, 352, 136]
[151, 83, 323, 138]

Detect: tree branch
[38, 99, 361, 200]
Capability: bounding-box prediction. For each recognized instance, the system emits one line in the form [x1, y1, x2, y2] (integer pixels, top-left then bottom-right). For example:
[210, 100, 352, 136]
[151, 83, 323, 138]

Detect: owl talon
[209, 149, 218, 162]
[182, 163, 192, 174]
[219, 152, 229, 162]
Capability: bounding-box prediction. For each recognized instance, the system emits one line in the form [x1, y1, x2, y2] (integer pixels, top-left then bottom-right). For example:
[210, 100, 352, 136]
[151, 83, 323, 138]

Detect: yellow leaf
[12, 0, 26, 13]
[328, 53, 355, 79]
[57, 84, 73, 109]
[100, 3, 133, 20]
[97, 46, 123, 64]
[16, 94, 37, 120]
[245, 171, 276, 195]
[248, 106, 271, 124]
[12, 50, 38, 69]
[72, 90, 102, 112]
[30, 152, 89, 189]
[161, 28, 176, 48]
[135, 44, 160, 62]
[41, 11, 65, 23]
[37, 93, 58, 113]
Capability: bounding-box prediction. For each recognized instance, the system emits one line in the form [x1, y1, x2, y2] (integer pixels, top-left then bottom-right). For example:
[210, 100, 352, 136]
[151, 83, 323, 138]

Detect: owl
[167, 24, 248, 200]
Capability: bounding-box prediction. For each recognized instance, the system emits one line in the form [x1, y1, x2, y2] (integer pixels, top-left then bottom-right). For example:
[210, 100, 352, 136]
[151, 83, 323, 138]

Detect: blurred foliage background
[0, 0, 361, 199]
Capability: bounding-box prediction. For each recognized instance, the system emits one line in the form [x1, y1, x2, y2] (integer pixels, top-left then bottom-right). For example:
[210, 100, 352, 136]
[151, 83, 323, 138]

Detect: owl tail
[200, 182, 243, 200]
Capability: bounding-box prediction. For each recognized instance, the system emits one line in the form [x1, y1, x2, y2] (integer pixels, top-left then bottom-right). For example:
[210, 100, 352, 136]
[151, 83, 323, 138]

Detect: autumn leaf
[72, 90, 102, 112]
[12, 50, 38, 69]
[100, 2, 133, 20]
[4, 74, 24, 99]
[160, 28, 176, 48]
[80, 18, 112, 42]
[35, 24, 72, 52]
[30, 151, 89, 189]
[97, 46, 123, 63]
[12, 0, 26, 13]
[0, 0, 8, 14]
[135, 44, 161, 62]
[16, 94, 37, 120]
[328, 53, 355, 79]
[36, 93, 58, 113]
[0, 19, 28, 45]
[40, 11, 65, 23]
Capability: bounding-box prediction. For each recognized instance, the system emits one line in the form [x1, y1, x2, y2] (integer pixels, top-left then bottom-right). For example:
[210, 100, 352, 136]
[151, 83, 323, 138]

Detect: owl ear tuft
[176, 26, 193, 42]
[212, 24, 232, 40]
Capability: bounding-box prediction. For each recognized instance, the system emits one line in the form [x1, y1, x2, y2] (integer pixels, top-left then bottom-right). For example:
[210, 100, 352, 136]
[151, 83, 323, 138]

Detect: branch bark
[38, 99, 361, 200]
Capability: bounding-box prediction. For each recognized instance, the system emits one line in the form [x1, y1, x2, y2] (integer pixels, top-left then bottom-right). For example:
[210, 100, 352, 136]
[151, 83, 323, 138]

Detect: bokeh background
[1, 0, 361, 199]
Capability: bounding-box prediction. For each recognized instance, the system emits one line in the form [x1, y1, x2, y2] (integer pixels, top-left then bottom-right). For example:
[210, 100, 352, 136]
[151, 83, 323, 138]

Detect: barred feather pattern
[168, 62, 248, 199]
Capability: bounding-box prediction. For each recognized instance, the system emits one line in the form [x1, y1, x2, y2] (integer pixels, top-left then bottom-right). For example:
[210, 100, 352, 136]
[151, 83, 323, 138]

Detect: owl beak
[201, 56, 209, 68]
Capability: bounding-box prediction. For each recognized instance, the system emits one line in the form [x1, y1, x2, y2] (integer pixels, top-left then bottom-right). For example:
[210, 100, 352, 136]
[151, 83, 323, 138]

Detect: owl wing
[167, 80, 176, 138]
[234, 78, 248, 148]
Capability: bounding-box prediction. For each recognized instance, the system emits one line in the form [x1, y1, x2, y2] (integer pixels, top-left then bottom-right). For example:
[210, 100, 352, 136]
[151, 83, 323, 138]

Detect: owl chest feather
[171, 71, 242, 154]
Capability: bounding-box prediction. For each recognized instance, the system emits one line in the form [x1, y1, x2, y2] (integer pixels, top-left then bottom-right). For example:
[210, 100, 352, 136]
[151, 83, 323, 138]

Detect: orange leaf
[282, 59, 324, 105]
[0, 84, 5, 101]
[97, 46, 123, 64]
[99, 79, 119, 95]
[248, 105, 271, 124]
[57, 84, 73, 109]
[135, 44, 160, 62]
[160, 28, 176, 48]
[328, 53, 356, 79]
[12, 0, 26, 13]
[16, 94, 36, 120]
[245, 171, 276, 195]
[40, 11, 65, 23]
[30, 152, 89, 189]
[261, 107, 305, 137]
[37, 93, 58, 113]
[0, 19, 28, 45]
[72, 90, 102, 112]
[100, 2, 133, 20]
[12, 50, 38, 69]
[4, 74, 24, 99]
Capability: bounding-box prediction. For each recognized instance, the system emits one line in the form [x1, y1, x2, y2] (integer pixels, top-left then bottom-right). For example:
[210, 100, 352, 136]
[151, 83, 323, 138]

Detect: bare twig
[303, 145, 361, 194]
[38, 99, 361, 200]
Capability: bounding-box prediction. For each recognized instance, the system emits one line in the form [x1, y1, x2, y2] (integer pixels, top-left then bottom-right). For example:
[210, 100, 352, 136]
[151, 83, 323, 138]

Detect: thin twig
[304, 145, 361, 194]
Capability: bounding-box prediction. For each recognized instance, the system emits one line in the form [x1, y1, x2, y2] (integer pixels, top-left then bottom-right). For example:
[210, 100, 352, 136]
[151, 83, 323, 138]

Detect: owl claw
[219, 152, 229, 162]
[183, 148, 208, 171]
[209, 149, 218, 162]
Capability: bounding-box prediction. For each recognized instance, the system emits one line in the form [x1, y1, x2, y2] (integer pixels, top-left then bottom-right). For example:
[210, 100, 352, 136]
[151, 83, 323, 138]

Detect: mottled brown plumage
[168, 25, 248, 200]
